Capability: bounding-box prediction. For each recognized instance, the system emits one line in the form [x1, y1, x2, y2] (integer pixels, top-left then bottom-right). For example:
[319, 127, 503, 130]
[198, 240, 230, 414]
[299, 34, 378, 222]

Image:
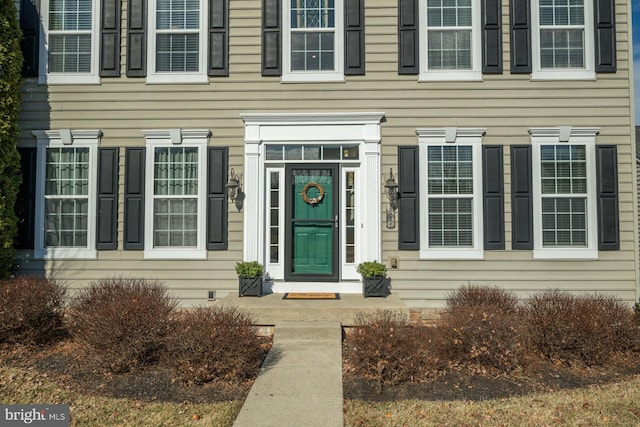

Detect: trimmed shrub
[435, 284, 524, 372]
[344, 310, 439, 392]
[164, 306, 266, 385]
[0, 0, 24, 278]
[0, 276, 66, 345]
[522, 290, 634, 366]
[68, 277, 176, 373]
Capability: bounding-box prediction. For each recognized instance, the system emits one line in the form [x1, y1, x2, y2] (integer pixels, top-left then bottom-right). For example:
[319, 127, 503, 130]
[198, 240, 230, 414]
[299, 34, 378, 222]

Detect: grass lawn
[345, 375, 640, 426]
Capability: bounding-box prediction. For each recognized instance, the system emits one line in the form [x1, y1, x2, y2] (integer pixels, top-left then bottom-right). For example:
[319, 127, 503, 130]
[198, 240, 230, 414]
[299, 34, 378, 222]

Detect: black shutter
[100, 0, 121, 76]
[96, 148, 119, 250]
[510, 0, 531, 73]
[482, 0, 502, 74]
[398, 146, 419, 250]
[209, 0, 229, 76]
[398, 0, 418, 75]
[20, 0, 39, 77]
[344, 0, 364, 75]
[262, 0, 282, 76]
[207, 147, 228, 250]
[483, 146, 505, 249]
[127, 0, 146, 77]
[124, 148, 145, 249]
[594, 0, 616, 73]
[510, 145, 533, 249]
[16, 148, 37, 249]
[596, 145, 619, 250]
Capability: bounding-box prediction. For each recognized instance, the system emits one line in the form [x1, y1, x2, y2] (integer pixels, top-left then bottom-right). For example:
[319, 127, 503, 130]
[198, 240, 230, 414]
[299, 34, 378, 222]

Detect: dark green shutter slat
[398, 146, 419, 250]
[594, 0, 616, 73]
[510, 145, 533, 249]
[262, 0, 282, 76]
[127, 0, 147, 77]
[16, 148, 37, 249]
[208, 0, 229, 76]
[207, 147, 228, 250]
[100, 0, 121, 76]
[344, 0, 364, 75]
[482, 0, 502, 74]
[398, 0, 418, 75]
[97, 148, 119, 250]
[510, 0, 531, 73]
[483, 146, 505, 249]
[20, 0, 39, 77]
[124, 148, 145, 249]
[596, 145, 619, 250]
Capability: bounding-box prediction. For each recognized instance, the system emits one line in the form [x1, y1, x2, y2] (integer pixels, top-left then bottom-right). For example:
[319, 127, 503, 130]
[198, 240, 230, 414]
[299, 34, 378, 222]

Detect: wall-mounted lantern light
[226, 168, 242, 203]
[384, 168, 398, 229]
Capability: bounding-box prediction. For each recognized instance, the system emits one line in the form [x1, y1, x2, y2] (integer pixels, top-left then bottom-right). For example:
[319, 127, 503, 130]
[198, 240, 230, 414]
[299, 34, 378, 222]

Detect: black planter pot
[362, 277, 391, 297]
[239, 277, 263, 297]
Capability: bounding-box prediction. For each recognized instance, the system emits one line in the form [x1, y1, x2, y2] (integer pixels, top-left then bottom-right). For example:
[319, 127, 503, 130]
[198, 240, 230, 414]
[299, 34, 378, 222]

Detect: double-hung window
[419, 0, 481, 81]
[40, 0, 100, 84]
[531, 127, 598, 258]
[143, 130, 208, 259]
[33, 130, 101, 259]
[418, 128, 484, 259]
[531, 0, 594, 79]
[148, 0, 208, 83]
[283, 0, 344, 82]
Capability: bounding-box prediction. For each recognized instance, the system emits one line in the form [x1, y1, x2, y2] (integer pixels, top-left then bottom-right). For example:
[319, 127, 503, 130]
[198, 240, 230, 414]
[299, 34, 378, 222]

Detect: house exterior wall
[15, 0, 639, 308]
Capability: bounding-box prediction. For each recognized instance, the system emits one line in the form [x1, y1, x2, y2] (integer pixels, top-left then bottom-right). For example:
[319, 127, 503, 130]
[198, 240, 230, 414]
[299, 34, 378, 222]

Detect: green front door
[286, 165, 339, 281]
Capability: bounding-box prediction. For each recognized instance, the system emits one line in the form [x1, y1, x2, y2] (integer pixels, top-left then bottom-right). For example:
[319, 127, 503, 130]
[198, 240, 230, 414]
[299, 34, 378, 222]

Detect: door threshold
[267, 281, 361, 294]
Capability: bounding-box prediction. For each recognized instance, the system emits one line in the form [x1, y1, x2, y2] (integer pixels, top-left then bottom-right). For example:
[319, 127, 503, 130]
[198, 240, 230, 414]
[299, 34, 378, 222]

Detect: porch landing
[218, 292, 409, 326]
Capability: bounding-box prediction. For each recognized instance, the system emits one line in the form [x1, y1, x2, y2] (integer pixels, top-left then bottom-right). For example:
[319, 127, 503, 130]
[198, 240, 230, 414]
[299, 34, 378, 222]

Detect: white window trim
[417, 127, 485, 259]
[282, 0, 345, 83]
[38, 0, 101, 84]
[531, 0, 595, 80]
[142, 129, 210, 259]
[147, 0, 209, 84]
[530, 127, 599, 259]
[418, 0, 482, 82]
[32, 129, 101, 259]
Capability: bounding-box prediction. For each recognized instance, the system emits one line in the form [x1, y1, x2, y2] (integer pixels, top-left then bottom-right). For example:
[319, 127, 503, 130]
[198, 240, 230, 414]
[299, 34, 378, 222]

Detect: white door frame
[240, 112, 385, 293]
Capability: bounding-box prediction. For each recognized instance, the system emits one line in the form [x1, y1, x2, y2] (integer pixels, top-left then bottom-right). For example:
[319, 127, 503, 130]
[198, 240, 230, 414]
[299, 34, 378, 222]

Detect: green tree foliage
[0, 0, 23, 278]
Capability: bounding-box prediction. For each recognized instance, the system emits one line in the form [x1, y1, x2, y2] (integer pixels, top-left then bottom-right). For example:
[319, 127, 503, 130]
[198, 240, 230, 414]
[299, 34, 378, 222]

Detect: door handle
[335, 215, 338, 228]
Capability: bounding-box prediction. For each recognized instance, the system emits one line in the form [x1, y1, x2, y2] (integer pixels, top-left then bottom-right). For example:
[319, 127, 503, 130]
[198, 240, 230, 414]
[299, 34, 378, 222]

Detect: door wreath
[301, 182, 325, 206]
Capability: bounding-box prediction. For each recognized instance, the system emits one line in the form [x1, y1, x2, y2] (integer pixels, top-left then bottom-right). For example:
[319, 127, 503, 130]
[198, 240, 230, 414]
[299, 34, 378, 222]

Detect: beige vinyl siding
[17, 0, 638, 307]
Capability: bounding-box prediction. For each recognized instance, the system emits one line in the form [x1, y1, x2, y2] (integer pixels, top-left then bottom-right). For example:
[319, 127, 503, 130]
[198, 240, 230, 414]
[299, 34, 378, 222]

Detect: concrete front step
[218, 292, 409, 326]
[275, 321, 343, 341]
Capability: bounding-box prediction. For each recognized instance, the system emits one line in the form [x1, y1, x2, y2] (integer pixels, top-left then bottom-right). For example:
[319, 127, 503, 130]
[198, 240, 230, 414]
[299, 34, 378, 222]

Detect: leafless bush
[67, 277, 176, 373]
[164, 306, 267, 385]
[0, 276, 66, 345]
[435, 284, 525, 372]
[344, 310, 440, 393]
[522, 290, 634, 366]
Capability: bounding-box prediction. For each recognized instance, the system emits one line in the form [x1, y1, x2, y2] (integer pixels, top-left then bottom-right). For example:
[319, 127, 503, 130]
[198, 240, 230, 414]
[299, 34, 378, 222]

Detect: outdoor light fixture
[384, 168, 398, 229]
[226, 168, 242, 203]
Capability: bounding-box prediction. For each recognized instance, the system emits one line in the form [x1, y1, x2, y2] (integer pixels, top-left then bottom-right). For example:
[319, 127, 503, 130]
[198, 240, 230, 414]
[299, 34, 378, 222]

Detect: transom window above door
[265, 144, 359, 162]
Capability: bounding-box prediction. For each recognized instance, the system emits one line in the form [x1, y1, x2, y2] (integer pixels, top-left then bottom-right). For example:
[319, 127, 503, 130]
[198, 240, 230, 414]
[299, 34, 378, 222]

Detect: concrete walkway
[233, 321, 344, 427]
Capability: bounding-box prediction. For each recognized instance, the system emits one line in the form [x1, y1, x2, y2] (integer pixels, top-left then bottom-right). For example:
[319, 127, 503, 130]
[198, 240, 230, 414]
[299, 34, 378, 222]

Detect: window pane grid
[426, 0, 472, 70]
[48, 0, 92, 73]
[153, 146, 199, 248]
[542, 197, 587, 247]
[538, 0, 585, 69]
[428, 198, 473, 247]
[427, 145, 473, 195]
[269, 172, 280, 263]
[290, 0, 335, 71]
[345, 171, 356, 263]
[155, 0, 200, 72]
[264, 144, 359, 161]
[45, 199, 88, 247]
[540, 145, 586, 195]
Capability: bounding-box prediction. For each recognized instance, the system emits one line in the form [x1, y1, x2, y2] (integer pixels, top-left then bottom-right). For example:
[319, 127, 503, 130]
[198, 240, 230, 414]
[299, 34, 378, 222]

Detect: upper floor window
[32, 129, 101, 259]
[40, 0, 100, 84]
[283, 0, 344, 82]
[148, 0, 208, 83]
[531, 0, 594, 79]
[417, 128, 485, 259]
[419, 0, 481, 81]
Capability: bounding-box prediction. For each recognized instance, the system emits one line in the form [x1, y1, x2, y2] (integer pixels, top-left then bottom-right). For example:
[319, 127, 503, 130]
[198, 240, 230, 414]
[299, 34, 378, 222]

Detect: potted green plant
[357, 261, 391, 297]
[235, 261, 264, 297]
